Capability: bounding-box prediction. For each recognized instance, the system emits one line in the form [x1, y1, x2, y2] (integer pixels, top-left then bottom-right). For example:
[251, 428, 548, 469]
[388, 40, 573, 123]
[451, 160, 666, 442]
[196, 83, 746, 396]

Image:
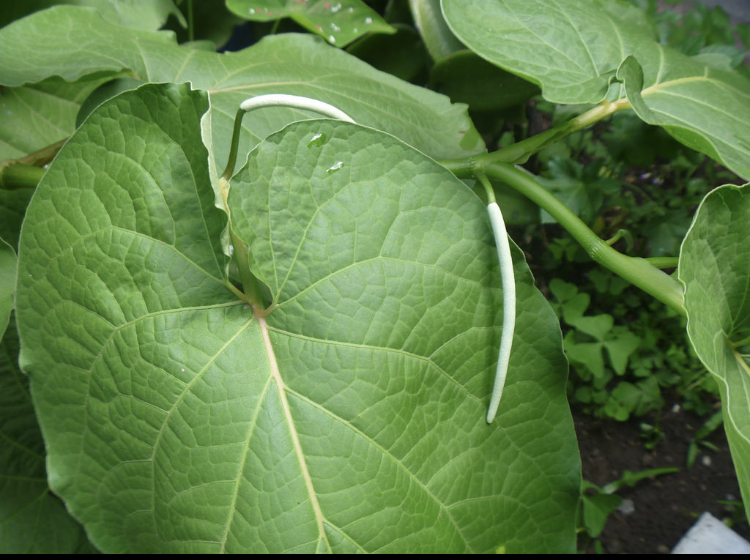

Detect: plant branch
[442, 159, 685, 315]
[0, 163, 46, 190]
[0, 138, 67, 190]
[467, 99, 631, 167]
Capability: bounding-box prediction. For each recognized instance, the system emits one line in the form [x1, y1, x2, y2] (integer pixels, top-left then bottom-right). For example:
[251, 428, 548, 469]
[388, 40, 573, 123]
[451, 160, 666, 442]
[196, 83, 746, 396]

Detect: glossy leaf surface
[15, 83, 578, 553]
[226, 0, 394, 46]
[679, 183, 750, 509]
[442, 0, 750, 180]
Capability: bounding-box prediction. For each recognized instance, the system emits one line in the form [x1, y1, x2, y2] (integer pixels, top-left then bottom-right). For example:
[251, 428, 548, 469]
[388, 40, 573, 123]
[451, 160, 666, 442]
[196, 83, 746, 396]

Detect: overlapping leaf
[0, 5, 483, 166]
[442, 0, 750, 180]
[0, 0, 183, 31]
[408, 0, 465, 62]
[15, 83, 578, 553]
[226, 0, 394, 46]
[679, 183, 750, 510]
[0, 321, 94, 553]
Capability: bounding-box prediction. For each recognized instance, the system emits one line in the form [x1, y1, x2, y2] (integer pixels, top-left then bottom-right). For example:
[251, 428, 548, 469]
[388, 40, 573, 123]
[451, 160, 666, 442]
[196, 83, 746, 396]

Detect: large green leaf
[0, 76, 109, 162]
[441, 0, 750, 180]
[0, 5, 483, 165]
[0, 320, 93, 553]
[0, 0, 183, 31]
[679, 183, 750, 510]
[225, 0, 394, 46]
[15, 83, 578, 553]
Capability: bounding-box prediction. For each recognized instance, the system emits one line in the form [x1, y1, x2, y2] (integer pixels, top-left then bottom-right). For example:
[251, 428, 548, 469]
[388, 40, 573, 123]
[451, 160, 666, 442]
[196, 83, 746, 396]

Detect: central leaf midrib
[283, 385, 475, 553]
[257, 315, 330, 553]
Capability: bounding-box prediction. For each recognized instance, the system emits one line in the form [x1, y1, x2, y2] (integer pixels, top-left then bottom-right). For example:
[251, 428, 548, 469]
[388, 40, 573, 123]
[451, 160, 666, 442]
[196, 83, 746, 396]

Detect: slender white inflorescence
[486, 201, 516, 424]
[229, 94, 516, 424]
[239, 94, 356, 123]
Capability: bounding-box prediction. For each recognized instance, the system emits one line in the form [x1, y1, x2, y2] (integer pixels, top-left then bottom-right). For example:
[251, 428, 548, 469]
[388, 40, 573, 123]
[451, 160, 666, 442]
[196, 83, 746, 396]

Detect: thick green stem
[221, 108, 246, 182]
[470, 99, 631, 166]
[443, 159, 685, 316]
[0, 163, 46, 190]
[0, 138, 66, 190]
[644, 257, 679, 269]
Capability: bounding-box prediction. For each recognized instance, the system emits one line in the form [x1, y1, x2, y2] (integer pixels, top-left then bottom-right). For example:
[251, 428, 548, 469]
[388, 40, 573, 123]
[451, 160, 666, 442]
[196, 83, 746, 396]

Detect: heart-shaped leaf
[15, 83, 579, 553]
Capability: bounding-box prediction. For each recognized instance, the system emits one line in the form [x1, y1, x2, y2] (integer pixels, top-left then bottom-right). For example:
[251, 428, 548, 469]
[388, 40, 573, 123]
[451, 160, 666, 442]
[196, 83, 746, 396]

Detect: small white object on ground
[671, 512, 750, 554]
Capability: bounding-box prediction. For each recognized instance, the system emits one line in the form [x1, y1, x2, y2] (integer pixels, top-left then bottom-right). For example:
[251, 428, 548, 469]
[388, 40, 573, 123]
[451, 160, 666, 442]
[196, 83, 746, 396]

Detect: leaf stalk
[443, 159, 685, 316]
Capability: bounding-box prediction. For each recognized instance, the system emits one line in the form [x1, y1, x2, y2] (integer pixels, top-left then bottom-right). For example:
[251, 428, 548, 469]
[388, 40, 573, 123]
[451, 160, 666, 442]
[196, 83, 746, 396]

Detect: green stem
[0, 163, 46, 190]
[468, 99, 631, 166]
[221, 108, 246, 182]
[443, 159, 685, 316]
[644, 257, 679, 269]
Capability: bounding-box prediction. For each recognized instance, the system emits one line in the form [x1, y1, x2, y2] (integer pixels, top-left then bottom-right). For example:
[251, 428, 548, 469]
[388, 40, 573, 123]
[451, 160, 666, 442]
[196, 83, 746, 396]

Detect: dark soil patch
[575, 402, 750, 554]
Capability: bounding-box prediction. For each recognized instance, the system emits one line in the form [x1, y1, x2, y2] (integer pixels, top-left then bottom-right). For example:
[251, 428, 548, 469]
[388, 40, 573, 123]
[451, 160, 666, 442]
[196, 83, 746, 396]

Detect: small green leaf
[604, 330, 641, 376]
[679, 183, 750, 511]
[572, 315, 614, 341]
[581, 491, 622, 538]
[225, 0, 395, 46]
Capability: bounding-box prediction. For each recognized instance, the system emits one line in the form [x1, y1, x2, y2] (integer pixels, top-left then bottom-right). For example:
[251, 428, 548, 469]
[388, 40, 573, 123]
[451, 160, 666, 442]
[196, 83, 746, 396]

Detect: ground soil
[574, 401, 750, 554]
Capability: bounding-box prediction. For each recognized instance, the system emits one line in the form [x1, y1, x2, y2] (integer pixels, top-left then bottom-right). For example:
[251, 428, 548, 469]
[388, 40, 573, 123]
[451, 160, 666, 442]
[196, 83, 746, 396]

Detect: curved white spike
[239, 94, 355, 123]
[486, 201, 516, 424]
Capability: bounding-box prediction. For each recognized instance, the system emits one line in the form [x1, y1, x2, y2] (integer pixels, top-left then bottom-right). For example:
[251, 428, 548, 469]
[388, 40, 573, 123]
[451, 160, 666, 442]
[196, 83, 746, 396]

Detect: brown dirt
[575, 402, 749, 554]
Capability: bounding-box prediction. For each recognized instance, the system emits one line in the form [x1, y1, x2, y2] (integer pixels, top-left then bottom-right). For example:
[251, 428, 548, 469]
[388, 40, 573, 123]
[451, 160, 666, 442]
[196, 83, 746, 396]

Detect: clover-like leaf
[15, 83, 578, 553]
